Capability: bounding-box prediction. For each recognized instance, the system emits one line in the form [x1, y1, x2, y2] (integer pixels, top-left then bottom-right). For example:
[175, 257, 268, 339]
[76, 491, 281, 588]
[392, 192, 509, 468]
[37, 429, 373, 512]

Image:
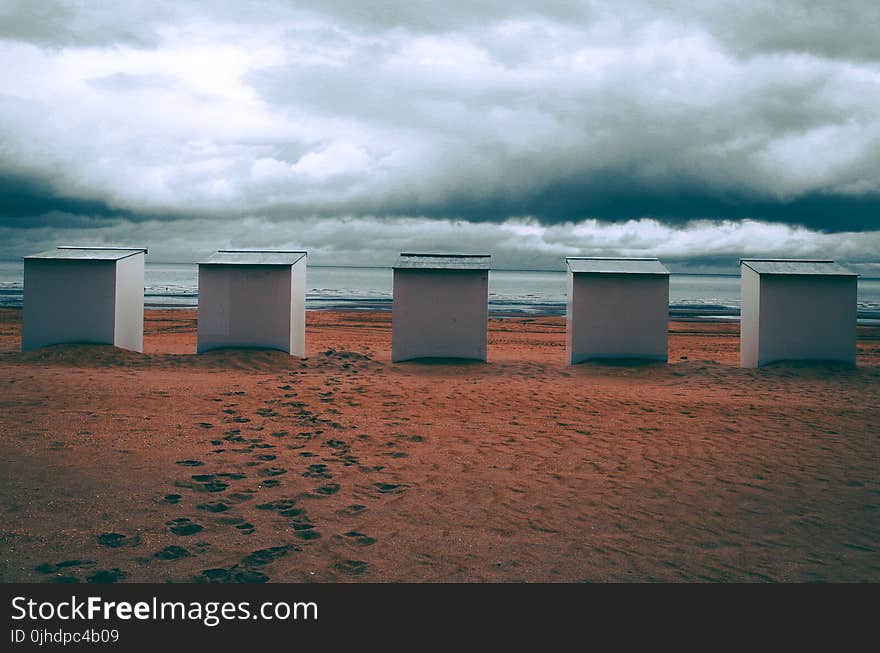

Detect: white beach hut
[392, 253, 491, 362]
[23, 246, 147, 352]
[566, 257, 670, 364]
[740, 259, 857, 368]
[197, 250, 307, 355]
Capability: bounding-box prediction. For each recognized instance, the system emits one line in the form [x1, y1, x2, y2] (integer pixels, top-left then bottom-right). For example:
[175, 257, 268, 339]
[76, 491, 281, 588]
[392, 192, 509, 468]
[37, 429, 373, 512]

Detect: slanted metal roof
[199, 250, 307, 266]
[566, 257, 669, 275]
[740, 259, 857, 276]
[25, 246, 148, 261]
[393, 253, 492, 270]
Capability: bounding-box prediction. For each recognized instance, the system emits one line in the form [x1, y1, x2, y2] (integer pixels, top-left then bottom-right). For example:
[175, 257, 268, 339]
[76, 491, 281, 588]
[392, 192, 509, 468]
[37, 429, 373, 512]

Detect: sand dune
[0, 308, 878, 582]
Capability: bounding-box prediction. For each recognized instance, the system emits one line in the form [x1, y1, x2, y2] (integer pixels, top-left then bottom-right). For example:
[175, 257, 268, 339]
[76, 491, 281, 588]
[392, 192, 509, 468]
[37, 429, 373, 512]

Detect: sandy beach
[0, 307, 878, 582]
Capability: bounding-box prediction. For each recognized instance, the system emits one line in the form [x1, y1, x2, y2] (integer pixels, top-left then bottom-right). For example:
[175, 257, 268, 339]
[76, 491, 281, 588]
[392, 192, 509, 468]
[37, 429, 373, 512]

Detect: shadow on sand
[395, 357, 486, 366]
[575, 357, 668, 368]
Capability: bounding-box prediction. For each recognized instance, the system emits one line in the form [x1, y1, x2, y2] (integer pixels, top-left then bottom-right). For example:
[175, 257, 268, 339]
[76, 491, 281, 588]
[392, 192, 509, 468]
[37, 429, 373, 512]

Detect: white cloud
[2, 215, 878, 276]
[0, 0, 878, 259]
[291, 141, 373, 180]
[0, 5, 877, 212]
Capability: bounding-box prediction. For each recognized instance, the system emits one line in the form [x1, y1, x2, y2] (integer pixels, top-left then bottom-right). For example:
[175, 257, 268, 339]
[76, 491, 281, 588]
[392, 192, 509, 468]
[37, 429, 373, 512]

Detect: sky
[1, 1, 879, 273]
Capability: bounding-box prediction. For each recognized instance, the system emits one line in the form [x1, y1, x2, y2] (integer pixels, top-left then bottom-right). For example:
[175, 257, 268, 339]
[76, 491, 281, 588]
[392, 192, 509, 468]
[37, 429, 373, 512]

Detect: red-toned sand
[0, 308, 878, 582]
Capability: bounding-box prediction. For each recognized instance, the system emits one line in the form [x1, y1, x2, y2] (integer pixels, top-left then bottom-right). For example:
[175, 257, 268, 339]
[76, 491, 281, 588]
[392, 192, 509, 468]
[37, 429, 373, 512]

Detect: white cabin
[23, 246, 146, 352]
[566, 257, 670, 364]
[197, 250, 307, 355]
[392, 253, 490, 362]
[740, 259, 857, 367]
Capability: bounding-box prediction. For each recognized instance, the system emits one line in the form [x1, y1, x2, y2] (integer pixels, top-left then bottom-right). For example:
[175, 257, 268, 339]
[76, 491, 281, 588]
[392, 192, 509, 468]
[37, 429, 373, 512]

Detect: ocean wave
[2, 283, 879, 321]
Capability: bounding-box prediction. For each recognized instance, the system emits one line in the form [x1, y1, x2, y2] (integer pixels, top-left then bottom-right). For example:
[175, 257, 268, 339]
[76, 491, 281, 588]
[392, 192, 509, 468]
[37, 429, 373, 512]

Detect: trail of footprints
[33, 352, 424, 582]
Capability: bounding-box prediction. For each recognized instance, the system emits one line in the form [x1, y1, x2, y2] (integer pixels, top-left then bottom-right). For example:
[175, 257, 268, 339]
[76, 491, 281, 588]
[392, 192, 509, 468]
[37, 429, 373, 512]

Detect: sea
[1, 261, 879, 323]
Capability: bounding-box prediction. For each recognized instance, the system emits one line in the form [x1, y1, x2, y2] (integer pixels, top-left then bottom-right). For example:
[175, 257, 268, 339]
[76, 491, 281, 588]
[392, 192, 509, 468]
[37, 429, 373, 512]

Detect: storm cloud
[1, 1, 878, 266]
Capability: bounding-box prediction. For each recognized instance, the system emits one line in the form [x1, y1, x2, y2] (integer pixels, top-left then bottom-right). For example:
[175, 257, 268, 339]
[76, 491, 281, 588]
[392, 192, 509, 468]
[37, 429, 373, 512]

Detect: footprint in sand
[302, 464, 332, 480]
[258, 499, 303, 517]
[197, 502, 230, 513]
[241, 545, 297, 566]
[191, 472, 247, 492]
[359, 465, 385, 473]
[342, 531, 377, 546]
[194, 567, 268, 583]
[374, 483, 408, 495]
[255, 499, 297, 511]
[397, 435, 425, 443]
[259, 467, 287, 477]
[180, 473, 240, 494]
[292, 527, 321, 541]
[195, 568, 233, 583]
[97, 533, 142, 548]
[34, 560, 96, 574]
[194, 472, 246, 483]
[86, 569, 128, 583]
[337, 504, 367, 517]
[313, 483, 340, 496]
[166, 518, 204, 536]
[154, 546, 192, 560]
[333, 560, 368, 576]
[211, 514, 254, 534]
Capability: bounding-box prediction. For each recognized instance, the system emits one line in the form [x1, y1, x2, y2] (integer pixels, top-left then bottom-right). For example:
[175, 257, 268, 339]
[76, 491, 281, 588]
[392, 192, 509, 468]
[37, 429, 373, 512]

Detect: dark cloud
[390, 179, 880, 233]
[464, 175, 880, 232]
[0, 0, 163, 48]
[682, 0, 880, 62]
[0, 175, 133, 226]
[293, 0, 594, 33]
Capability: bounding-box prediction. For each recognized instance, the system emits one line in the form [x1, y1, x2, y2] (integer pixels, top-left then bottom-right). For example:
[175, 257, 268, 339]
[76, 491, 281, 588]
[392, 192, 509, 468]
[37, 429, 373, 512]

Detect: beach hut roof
[740, 259, 857, 276]
[199, 250, 307, 266]
[394, 253, 492, 270]
[25, 246, 148, 261]
[566, 257, 669, 275]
